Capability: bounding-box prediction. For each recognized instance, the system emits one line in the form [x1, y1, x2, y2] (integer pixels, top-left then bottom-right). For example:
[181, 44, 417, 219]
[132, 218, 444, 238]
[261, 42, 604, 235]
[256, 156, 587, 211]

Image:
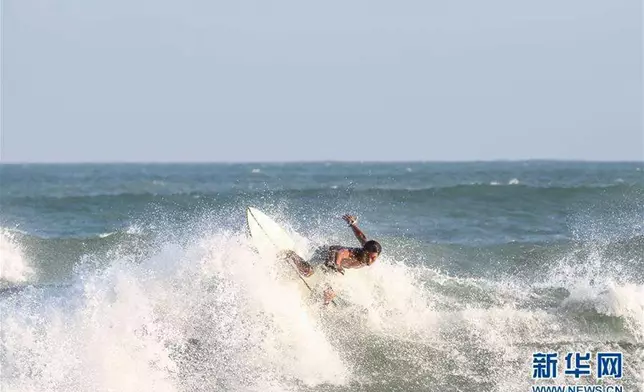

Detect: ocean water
[0, 161, 642, 392]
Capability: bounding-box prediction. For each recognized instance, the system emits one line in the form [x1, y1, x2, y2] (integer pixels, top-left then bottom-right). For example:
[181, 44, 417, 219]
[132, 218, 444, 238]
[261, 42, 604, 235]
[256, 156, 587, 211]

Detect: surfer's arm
[350, 224, 368, 246]
[333, 249, 350, 274]
[342, 215, 367, 246]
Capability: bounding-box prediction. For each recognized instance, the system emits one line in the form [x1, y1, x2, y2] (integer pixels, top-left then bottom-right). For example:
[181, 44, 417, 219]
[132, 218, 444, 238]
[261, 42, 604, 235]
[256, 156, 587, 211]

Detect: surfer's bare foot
[323, 287, 336, 305]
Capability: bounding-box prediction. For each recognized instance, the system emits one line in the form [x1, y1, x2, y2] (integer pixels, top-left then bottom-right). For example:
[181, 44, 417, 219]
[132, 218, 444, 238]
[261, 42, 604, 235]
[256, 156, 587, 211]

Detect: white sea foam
[0, 229, 34, 284]
[126, 224, 144, 235]
[1, 224, 641, 391]
[0, 231, 349, 392]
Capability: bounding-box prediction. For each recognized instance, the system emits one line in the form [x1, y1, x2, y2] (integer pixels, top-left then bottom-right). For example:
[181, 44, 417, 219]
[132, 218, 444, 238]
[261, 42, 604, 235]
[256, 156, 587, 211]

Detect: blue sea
[1, 161, 642, 392]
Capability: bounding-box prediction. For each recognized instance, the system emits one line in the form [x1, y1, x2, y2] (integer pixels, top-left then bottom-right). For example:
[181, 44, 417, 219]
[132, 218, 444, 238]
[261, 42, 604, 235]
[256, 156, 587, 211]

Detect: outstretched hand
[326, 262, 345, 275]
[342, 214, 357, 226]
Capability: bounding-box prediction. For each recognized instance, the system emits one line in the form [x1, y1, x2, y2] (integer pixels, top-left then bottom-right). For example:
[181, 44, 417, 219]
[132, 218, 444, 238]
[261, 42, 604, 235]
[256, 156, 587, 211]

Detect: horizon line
[0, 158, 642, 165]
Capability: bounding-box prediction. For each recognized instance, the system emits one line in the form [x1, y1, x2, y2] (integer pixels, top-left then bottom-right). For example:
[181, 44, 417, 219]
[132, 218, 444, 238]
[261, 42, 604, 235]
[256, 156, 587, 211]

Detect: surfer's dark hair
[363, 240, 381, 254]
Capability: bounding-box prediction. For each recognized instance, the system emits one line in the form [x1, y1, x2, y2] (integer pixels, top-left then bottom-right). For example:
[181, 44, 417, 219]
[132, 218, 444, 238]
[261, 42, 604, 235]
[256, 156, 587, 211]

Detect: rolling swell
[3, 179, 642, 282]
[3, 183, 641, 218]
[426, 235, 644, 276]
[0, 229, 155, 284]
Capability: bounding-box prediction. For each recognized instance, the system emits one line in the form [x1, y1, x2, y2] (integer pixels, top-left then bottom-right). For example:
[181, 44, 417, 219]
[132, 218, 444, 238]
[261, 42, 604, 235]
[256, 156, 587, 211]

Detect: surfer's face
[366, 252, 379, 264]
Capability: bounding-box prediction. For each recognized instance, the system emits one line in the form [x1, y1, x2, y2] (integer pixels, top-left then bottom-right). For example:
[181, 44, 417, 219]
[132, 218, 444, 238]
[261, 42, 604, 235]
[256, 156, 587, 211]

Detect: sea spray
[0, 228, 35, 285]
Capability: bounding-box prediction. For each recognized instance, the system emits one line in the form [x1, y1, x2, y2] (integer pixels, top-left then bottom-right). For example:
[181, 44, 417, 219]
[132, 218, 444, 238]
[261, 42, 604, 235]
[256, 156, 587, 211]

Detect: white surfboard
[246, 206, 314, 288]
[246, 206, 333, 303]
[246, 206, 297, 257]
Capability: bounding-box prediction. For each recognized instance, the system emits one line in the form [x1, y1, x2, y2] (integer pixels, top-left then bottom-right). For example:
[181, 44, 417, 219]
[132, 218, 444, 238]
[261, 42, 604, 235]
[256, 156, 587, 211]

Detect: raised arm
[342, 214, 367, 246]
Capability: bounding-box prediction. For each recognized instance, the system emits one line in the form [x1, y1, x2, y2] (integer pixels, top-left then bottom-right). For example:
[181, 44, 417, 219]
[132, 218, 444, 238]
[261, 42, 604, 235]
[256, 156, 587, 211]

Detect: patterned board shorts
[308, 245, 345, 273]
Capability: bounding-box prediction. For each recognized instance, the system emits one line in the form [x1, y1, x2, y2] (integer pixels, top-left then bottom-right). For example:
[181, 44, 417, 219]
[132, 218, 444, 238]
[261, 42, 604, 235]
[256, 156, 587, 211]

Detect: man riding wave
[279, 214, 382, 305]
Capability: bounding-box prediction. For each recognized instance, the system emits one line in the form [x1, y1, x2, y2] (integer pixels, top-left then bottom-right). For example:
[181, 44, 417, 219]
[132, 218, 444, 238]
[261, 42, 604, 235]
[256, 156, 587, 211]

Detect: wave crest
[0, 228, 35, 285]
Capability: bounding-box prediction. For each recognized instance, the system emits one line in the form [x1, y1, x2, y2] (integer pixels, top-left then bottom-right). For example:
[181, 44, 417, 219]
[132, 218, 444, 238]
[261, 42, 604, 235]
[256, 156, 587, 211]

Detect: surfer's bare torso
[280, 214, 382, 305]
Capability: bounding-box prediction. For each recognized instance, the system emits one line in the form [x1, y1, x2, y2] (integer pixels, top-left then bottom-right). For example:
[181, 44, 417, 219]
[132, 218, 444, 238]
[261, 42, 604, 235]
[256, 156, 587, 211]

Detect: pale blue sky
[2, 0, 642, 162]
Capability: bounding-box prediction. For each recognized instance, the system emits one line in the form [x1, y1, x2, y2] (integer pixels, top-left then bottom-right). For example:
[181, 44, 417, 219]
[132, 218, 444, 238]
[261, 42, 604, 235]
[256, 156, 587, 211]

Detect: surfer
[280, 214, 382, 305]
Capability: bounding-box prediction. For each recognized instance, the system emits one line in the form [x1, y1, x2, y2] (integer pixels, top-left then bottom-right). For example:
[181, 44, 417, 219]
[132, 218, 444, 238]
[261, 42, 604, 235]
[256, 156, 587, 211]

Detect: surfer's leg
[278, 250, 314, 277]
